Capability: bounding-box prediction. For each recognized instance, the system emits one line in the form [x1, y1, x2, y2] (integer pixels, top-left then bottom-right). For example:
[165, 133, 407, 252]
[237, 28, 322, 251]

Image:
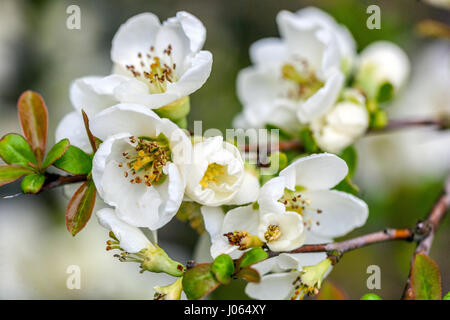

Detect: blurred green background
[0, 0, 448, 299]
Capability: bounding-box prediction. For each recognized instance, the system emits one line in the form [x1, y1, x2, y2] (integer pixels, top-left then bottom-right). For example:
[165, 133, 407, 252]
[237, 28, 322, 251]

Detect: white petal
[277, 252, 327, 270]
[280, 153, 348, 191]
[222, 204, 260, 235]
[249, 37, 287, 66]
[251, 257, 281, 276]
[96, 208, 150, 253]
[55, 111, 92, 153]
[245, 272, 298, 300]
[296, 70, 344, 123]
[231, 170, 260, 205]
[111, 13, 161, 66]
[169, 50, 212, 97]
[302, 189, 369, 238]
[69, 75, 126, 116]
[171, 11, 206, 53]
[200, 206, 225, 240]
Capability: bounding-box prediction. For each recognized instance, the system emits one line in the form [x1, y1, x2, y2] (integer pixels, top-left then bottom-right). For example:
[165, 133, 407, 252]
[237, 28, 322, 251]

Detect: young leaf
[21, 174, 45, 194]
[42, 139, 70, 170]
[237, 247, 268, 269]
[211, 254, 235, 285]
[66, 180, 97, 236]
[0, 165, 34, 187]
[377, 82, 394, 104]
[339, 146, 357, 178]
[0, 134, 38, 168]
[182, 263, 220, 300]
[411, 253, 442, 300]
[299, 127, 318, 153]
[17, 90, 48, 163]
[53, 145, 92, 175]
[235, 267, 261, 283]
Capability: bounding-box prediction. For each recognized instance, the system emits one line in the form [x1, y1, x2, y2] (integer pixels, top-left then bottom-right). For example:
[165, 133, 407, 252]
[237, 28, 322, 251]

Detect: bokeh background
[0, 0, 448, 299]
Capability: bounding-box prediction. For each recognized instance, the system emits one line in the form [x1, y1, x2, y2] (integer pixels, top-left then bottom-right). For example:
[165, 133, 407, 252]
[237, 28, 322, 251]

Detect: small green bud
[370, 109, 388, 129]
[361, 293, 383, 300]
[154, 96, 190, 123]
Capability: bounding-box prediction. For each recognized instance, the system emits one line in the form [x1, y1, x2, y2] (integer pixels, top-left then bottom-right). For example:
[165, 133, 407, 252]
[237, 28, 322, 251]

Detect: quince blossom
[233, 7, 356, 133]
[185, 136, 259, 206]
[91, 104, 192, 230]
[56, 11, 212, 152]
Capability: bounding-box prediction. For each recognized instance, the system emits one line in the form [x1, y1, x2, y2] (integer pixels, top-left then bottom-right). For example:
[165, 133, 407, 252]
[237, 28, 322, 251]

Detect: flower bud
[154, 277, 183, 300]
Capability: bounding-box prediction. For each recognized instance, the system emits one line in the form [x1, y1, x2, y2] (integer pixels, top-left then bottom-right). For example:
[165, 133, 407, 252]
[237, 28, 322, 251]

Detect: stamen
[199, 163, 226, 188]
[264, 224, 281, 242]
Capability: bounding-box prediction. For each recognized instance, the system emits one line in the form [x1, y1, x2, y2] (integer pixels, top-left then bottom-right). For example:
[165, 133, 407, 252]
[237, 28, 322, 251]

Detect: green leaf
[0, 134, 38, 168]
[237, 248, 268, 269]
[360, 293, 383, 300]
[66, 180, 97, 236]
[182, 263, 220, 300]
[443, 292, 450, 300]
[53, 145, 92, 174]
[334, 175, 359, 195]
[377, 82, 394, 104]
[235, 267, 261, 283]
[0, 165, 34, 187]
[370, 109, 388, 129]
[411, 253, 442, 300]
[265, 124, 293, 140]
[339, 146, 357, 178]
[316, 282, 347, 300]
[21, 174, 45, 194]
[299, 127, 318, 153]
[17, 90, 48, 163]
[211, 254, 235, 285]
[42, 139, 70, 170]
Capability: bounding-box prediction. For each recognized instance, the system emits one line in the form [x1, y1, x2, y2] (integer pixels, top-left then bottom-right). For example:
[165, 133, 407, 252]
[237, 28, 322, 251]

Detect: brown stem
[402, 175, 450, 299]
[242, 140, 304, 153]
[39, 173, 88, 192]
[268, 228, 414, 261]
[369, 118, 448, 134]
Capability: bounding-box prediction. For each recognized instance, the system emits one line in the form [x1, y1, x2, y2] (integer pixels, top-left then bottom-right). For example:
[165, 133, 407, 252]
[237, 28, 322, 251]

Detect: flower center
[224, 230, 264, 250]
[119, 134, 171, 187]
[264, 224, 281, 242]
[279, 188, 323, 231]
[125, 45, 178, 94]
[281, 62, 324, 100]
[199, 163, 227, 188]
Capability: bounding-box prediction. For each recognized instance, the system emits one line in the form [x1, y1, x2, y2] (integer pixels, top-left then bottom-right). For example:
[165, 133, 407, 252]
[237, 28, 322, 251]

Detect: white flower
[91, 104, 192, 230]
[185, 136, 259, 206]
[202, 153, 368, 259]
[356, 41, 410, 98]
[56, 11, 212, 152]
[260, 153, 368, 242]
[311, 89, 369, 153]
[96, 207, 185, 277]
[234, 8, 355, 132]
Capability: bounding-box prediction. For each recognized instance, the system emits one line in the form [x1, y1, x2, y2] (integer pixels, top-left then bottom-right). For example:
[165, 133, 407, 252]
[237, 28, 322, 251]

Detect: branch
[268, 228, 414, 263]
[402, 175, 450, 299]
[39, 173, 88, 192]
[369, 118, 449, 134]
[1, 173, 88, 199]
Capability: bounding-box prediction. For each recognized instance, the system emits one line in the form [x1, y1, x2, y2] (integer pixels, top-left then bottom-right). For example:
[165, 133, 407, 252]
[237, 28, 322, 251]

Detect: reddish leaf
[315, 281, 347, 300]
[235, 267, 261, 283]
[182, 263, 220, 300]
[17, 91, 48, 164]
[66, 180, 97, 236]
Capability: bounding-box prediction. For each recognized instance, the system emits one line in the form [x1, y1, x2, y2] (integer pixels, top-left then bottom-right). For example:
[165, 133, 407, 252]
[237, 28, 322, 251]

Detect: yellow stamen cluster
[281, 62, 324, 100]
[199, 163, 226, 188]
[119, 135, 171, 187]
[224, 230, 264, 250]
[264, 224, 281, 242]
[125, 44, 177, 94]
[279, 189, 323, 231]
